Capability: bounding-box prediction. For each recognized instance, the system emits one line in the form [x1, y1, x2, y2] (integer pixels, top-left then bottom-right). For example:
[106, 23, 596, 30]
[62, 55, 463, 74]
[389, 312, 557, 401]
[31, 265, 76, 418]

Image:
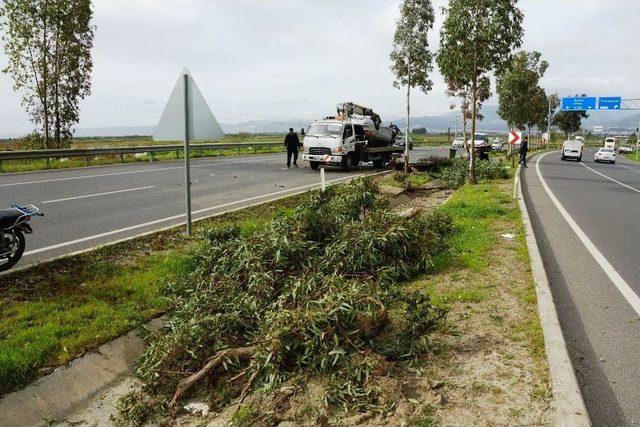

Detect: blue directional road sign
[598, 96, 622, 110]
[562, 97, 597, 111]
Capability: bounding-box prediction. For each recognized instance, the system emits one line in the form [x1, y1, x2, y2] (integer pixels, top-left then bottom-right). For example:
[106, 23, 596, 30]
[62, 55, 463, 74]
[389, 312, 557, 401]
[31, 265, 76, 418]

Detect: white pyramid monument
[153, 68, 225, 142]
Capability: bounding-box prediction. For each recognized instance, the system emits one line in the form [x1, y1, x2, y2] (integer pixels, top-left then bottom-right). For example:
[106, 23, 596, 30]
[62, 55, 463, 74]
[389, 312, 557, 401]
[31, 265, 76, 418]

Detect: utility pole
[183, 73, 192, 235]
[547, 97, 552, 147]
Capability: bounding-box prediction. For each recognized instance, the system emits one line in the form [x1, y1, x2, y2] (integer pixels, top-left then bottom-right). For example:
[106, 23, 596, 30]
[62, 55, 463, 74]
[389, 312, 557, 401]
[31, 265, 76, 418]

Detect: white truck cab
[302, 119, 402, 171]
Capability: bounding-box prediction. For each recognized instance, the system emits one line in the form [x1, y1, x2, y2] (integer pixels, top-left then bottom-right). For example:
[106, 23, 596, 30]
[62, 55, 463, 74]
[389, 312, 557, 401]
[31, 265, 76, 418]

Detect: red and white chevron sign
[509, 131, 522, 145]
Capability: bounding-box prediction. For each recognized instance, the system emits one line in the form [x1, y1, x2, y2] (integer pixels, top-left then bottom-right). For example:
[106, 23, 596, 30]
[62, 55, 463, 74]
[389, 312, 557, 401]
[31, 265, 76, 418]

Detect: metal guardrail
[0, 142, 284, 172]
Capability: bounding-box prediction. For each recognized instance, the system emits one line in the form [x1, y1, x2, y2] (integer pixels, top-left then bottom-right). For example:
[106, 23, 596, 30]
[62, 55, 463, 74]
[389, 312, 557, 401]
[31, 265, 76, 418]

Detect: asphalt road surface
[522, 149, 640, 426]
[0, 146, 451, 269]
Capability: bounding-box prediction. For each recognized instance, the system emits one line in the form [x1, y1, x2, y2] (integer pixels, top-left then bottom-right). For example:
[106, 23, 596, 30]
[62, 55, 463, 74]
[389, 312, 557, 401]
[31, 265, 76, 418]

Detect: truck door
[343, 123, 356, 151]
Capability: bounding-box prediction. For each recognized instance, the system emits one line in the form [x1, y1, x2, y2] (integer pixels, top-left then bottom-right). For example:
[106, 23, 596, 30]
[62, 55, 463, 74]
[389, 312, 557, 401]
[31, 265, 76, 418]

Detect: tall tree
[437, 0, 523, 183]
[496, 50, 548, 148]
[552, 94, 589, 138]
[0, 0, 94, 149]
[447, 81, 488, 156]
[390, 0, 435, 173]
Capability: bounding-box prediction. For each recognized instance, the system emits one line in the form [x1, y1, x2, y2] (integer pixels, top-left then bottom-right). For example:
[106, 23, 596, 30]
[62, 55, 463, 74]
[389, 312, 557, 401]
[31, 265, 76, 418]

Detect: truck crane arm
[336, 102, 382, 130]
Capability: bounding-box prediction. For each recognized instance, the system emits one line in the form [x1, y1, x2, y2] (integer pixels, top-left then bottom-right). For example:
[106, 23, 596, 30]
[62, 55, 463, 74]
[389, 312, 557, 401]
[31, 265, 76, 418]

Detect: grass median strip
[0, 195, 302, 396]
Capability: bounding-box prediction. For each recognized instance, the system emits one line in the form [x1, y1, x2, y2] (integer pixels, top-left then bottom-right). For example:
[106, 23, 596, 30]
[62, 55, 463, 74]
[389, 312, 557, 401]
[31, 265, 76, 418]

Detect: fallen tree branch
[170, 346, 256, 409]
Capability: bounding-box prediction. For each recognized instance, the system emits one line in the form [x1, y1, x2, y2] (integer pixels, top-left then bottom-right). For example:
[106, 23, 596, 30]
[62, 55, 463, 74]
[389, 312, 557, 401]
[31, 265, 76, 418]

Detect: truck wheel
[561, 155, 566, 161]
[577, 157, 582, 162]
[310, 161, 320, 170]
[341, 155, 352, 172]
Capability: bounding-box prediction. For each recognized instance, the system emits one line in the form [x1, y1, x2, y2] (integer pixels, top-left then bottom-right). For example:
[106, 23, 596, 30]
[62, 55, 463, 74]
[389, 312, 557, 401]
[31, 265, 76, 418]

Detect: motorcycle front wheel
[0, 230, 25, 272]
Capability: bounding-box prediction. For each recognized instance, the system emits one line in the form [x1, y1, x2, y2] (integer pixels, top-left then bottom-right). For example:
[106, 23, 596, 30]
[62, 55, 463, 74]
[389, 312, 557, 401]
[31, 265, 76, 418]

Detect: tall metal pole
[547, 97, 552, 147]
[183, 73, 192, 235]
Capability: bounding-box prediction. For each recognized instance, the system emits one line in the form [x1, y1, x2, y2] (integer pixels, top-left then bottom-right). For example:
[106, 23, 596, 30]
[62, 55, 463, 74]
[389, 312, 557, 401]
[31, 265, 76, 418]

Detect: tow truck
[301, 102, 404, 171]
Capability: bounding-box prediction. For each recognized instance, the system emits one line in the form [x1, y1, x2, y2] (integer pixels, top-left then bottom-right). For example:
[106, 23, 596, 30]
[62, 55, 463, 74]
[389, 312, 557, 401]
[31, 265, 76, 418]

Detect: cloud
[0, 0, 638, 137]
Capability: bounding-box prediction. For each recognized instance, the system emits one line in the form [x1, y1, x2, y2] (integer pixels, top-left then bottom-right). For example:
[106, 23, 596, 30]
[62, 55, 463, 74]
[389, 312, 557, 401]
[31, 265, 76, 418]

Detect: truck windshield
[307, 123, 342, 137]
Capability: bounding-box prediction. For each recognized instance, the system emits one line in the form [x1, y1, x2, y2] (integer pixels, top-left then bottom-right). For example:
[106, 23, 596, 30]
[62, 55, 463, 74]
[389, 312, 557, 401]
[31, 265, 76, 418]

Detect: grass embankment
[0, 195, 302, 396]
[409, 179, 550, 424]
[0, 134, 285, 174]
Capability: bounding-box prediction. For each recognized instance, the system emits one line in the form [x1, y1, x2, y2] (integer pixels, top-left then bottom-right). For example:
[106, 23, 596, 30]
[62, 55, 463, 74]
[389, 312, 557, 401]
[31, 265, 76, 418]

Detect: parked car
[619, 146, 633, 154]
[491, 138, 504, 152]
[561, 140, 583, 162]
[394, 132, 414, 150]
[467, 133, 489, 148]
[594, 147, 616, 164]
[452, 136, 465, 148]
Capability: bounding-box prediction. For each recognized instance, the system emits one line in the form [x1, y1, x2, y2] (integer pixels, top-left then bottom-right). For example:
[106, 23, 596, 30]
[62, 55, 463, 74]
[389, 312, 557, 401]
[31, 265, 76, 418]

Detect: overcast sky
[1, 0, 639, 136]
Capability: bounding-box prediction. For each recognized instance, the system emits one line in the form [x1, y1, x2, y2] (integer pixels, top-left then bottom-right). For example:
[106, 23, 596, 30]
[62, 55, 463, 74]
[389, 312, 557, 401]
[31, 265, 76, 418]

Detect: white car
[467, 133, 489, 148]
[452, 137, 465, 148]
[491, 138, 504, 151]
[561, 140, 583, 162]
[618, 146, 633, 155]
[594, 147, 616, 164]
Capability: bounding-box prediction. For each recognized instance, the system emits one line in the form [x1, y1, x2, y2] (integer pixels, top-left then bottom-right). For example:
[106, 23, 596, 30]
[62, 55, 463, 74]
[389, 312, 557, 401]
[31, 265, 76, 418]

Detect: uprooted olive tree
[121, 178, 453, 422]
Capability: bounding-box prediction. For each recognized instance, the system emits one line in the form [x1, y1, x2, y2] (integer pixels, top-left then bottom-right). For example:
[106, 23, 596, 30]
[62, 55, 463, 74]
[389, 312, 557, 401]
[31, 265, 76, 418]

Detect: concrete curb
[0, 318, 165, 427]
[516, 154, 591, 426]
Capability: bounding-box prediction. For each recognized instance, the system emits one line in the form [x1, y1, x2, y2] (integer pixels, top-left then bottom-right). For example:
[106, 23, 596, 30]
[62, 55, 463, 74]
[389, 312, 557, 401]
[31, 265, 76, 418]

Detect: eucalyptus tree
[437, 0, 524, 183]
[0, 0, 94, 149]
[390, 0, 435, 172]
[496, 50, 548, 147]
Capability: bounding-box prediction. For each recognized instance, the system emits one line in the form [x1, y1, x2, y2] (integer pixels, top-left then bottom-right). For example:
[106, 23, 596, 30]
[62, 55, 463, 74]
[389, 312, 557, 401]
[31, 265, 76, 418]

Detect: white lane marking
[23, 172, 383, 257]
[0, 158, 269, 187]
[580, 162, 640, 193]
[536, 152, 640, 317]
[41, 186, 156, 204]
[618, 163, 640, 173]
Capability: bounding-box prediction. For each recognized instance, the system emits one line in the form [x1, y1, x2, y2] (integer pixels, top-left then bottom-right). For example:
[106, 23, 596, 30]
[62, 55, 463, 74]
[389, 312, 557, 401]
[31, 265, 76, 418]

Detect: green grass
[0, 193, 303, 395]
[411, 179, 546, 364]
[379, 171, 432, 189]
[0, 252, 189, 394]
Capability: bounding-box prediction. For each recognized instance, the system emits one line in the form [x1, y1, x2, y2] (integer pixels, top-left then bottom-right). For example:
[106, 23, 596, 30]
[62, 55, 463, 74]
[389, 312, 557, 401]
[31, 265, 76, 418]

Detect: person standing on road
[519, 136, 529, 168]
[284, 128, 301, 168]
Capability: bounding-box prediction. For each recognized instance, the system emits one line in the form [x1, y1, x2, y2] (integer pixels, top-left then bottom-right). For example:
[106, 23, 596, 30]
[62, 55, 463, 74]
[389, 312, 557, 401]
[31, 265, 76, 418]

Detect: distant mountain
[72, 125, 155, 137]
[20, 107, 640, 139]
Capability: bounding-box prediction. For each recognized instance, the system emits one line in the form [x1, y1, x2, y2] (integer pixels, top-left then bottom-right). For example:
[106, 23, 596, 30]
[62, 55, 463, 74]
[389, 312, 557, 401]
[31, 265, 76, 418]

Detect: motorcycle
[0, 204, 43, 272]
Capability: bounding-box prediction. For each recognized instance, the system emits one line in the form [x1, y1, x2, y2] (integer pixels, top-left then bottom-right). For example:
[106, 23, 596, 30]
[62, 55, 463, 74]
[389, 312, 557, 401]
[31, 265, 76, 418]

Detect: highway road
[0, 146, 450, 269]
[522, 149, 640, 426]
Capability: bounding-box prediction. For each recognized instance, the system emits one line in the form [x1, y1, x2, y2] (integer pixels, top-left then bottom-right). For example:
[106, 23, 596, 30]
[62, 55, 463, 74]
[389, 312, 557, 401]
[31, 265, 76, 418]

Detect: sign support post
[183, 73, 192, 235]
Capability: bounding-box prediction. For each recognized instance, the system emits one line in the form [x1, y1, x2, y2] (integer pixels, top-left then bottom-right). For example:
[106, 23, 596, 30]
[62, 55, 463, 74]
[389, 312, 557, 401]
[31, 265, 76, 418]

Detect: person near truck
[519, 136, 529, 168]
[284, 128, 301, 168]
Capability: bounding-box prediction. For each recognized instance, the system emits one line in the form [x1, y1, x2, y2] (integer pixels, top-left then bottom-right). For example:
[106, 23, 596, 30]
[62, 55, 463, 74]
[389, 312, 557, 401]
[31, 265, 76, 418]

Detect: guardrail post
[0, 160, 3, 173]
[253, 145, 256, 154]
[176, 150, 180, 159]
[237, 146, 240, 155]
[46, 158, 51, 169]
[149, 152, 154, 163]
[120, 154, 124, 163]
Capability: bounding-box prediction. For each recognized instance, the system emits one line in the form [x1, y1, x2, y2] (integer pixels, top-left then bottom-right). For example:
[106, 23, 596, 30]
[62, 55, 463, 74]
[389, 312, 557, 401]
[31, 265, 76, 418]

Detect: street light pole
[547, 97, 552, 148]
[183, 73, 192, 235]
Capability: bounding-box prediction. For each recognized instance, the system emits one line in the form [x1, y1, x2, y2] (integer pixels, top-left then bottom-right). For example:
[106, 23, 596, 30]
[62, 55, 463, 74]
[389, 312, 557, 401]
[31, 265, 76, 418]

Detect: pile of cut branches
[121, 178, 453, 422]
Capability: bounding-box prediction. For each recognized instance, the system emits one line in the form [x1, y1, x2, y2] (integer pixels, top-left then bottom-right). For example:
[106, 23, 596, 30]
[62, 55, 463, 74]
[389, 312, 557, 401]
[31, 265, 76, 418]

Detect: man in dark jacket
[284, 128, 301, 168]
[519, 136, 529, 168]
